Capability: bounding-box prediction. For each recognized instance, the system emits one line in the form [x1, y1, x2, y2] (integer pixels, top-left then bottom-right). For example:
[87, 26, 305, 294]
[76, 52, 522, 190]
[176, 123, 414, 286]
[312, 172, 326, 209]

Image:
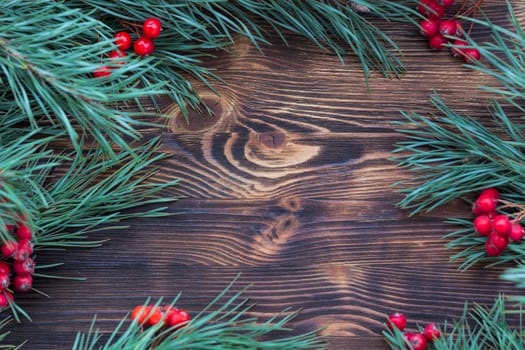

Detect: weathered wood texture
[6, 2, 525, 349]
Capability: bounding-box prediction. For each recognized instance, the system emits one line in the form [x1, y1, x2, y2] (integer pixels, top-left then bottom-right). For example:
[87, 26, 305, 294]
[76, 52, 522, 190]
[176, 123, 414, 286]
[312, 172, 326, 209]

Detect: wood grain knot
[253, 214, 298, 255]
[244, 132, 320, 172]
[166, 92, 237, 133]
[259, 132, 286, 149]
[279, 196, 302, 212]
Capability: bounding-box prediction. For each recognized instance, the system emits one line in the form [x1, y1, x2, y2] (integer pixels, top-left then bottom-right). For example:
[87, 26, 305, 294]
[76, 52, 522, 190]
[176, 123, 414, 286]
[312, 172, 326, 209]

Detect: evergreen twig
[2, 0, 418, 148]
[383, 295, 525, 349]
[0, 1, 167, 158]
[72, 277, 325, 350]
[35, 138, 179, 249]
[392, 1, 525, 215]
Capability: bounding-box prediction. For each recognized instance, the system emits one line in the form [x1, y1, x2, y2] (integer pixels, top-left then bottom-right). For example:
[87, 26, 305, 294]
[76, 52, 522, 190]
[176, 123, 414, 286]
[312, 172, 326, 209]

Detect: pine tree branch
[392, 93, 525, 215]
[383, 295, 525, 349]
[2, 0, 418, 156]
[445, 217, 525, 271]
[0, 131, 60, 243]
[0, 1, 167, 158]
[75, 0, 418, 115]
[460, 1, 525, 112]
[33, 138, 179, 249]
[392, 1, 525, 215]
[72, 277, 325, 350]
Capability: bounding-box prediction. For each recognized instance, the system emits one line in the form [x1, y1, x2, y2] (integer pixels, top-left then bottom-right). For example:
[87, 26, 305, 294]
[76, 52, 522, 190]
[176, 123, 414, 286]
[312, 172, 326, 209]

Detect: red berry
[509, 223, 524, 241]
[474, 195, 497, 214]
[168, 309, 191, 328]
[437, 0, 454, 7]
[439, 20, 458, 36]
[420, 19, 440, 38]
[480, 188, 500, 199]
[134, 36, 155, 56]
[13, 258, 35, 275]
[109, 50, 127, 65]
[143, 18, 162, 39]
[423, 323, 441, 341]
[15, 224, 32, 240]
[93, 66, 112, 78]
[131, 305, 151, 324]
[114, 31, 132, 51]
[473, 215, 492, 236]
[387, 312, 407, 331]
[429, 34, 448, 50]
[13, 241, 32, 262]
[146, 306, 163, 326]
[0, 263, 10, 276]
[0, 273, 9, 290]
[407, 333, 428, 350]
[109, 50, 126, 59]
[1, 241, 17, 258]
[13, 274, 32, 292]
[421, 2, 445, 20]
[451, 39, 468, 57]
[0, 292, 13, 308]
[492, 215, 511, 235]
[417, 0, 433, 15]
[464, 48, 481, 63]
[488, 232, 509, 250]
[485, 239, 504, 256]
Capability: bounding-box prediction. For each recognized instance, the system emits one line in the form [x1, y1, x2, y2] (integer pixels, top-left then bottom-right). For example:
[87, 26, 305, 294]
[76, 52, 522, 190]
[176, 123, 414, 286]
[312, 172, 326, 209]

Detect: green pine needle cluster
[383, 294, 525, 350]
[391, 0, 525, 311]
[445, 217, 525, 271]
[73, 278, 325, 350]
[2, 1, 418, 155]
[392, 1, 525, 216]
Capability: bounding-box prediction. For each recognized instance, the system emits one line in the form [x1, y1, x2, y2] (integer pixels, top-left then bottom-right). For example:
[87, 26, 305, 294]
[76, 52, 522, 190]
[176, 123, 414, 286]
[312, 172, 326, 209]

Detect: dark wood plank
[5, 261, 519, 348]
[4, 2, 525, 349]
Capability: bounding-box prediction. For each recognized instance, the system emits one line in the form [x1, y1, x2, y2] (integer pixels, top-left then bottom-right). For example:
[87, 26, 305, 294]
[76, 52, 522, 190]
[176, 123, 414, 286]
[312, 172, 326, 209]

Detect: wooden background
[6, 1, 525, 349]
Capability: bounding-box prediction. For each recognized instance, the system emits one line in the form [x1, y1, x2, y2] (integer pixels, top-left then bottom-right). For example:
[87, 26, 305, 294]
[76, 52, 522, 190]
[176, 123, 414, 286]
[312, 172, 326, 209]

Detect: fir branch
[0, 131, 60, 243]
[392, 2, 525, 215]
[72, 278, 325, 350]
[76, 0, 417, 115]
[392, 93, 525, 215]
[383, 295, 525, 349]
[2, 0, 419, 149]
[445, 217, 525, 271]
[460, 1, 525, 113]
[34, 138, 179, 249]
[0, 1, 167, 158]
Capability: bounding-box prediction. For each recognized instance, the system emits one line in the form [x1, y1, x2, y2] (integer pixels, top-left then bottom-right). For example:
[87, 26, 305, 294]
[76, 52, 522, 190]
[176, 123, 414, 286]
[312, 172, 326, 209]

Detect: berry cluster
[417, 0, 481, 63]
[0, 220, 35, 307]
[131, 304, 190, 329]
[387, 312, 441, 350]
[94, 18, 163, 78]
[472, 188, 524, 257]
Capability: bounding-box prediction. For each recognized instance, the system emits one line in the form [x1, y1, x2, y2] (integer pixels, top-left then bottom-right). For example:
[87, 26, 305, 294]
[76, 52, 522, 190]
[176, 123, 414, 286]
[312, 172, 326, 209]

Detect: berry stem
[116, 18, 142, 32]
[455, 0, 485, 35]
[496, 199, 525, 223]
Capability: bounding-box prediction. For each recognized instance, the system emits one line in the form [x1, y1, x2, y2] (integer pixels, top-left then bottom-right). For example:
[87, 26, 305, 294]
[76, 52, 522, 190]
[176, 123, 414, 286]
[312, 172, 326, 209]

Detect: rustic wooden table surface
[6, 1, 525, 349]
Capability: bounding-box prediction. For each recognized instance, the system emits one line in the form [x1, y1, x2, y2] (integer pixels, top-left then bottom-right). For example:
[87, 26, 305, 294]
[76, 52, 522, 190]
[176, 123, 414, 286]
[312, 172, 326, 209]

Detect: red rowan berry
[387, 312, 407, 331]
